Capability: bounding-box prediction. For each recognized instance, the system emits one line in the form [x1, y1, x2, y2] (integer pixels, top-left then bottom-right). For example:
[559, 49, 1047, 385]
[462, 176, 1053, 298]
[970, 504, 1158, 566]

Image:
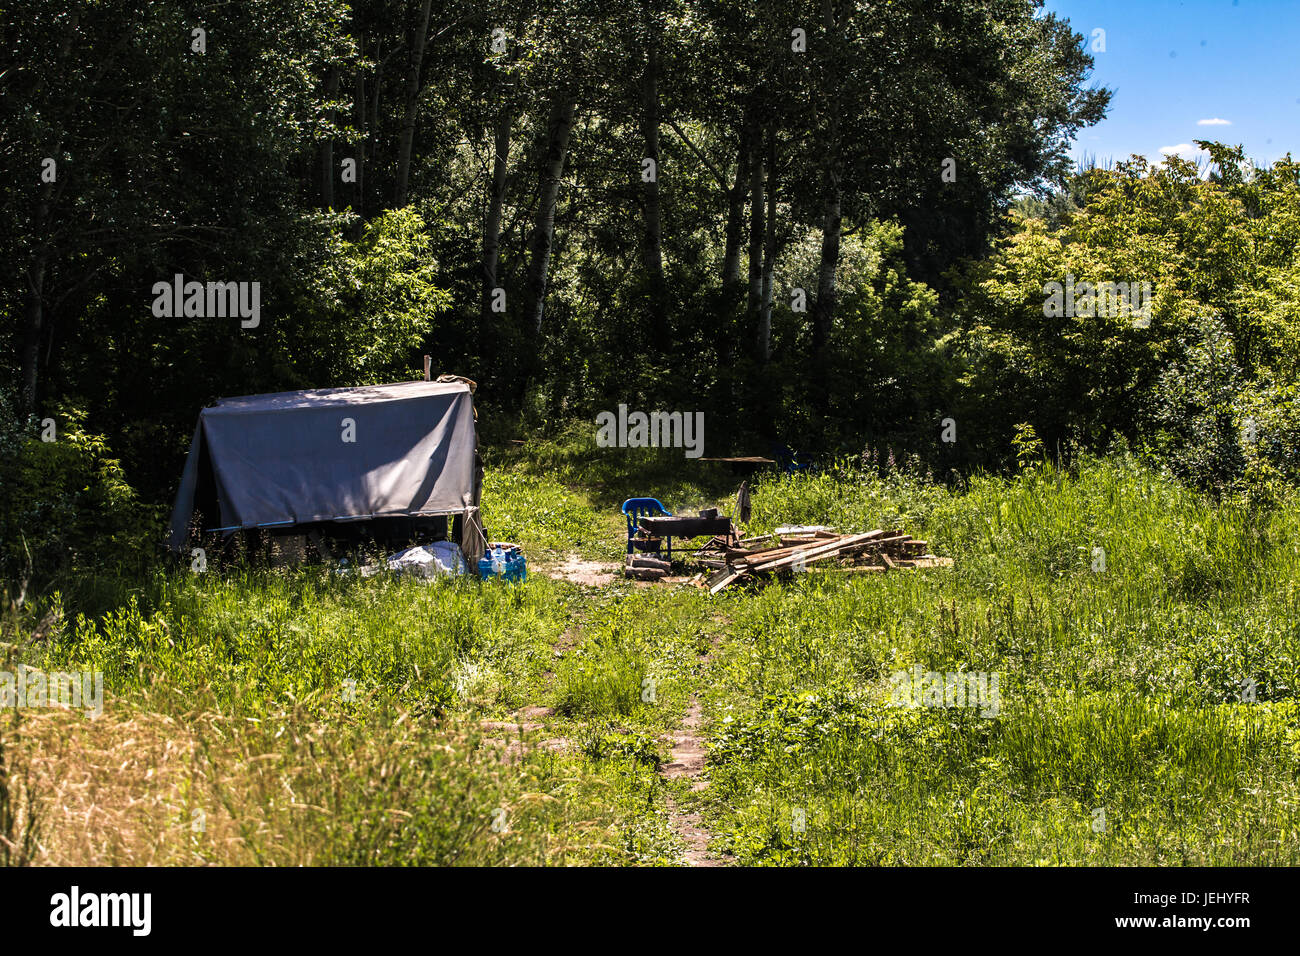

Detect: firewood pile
[625, 553, 673, 581]
[697, 528, 952, 593]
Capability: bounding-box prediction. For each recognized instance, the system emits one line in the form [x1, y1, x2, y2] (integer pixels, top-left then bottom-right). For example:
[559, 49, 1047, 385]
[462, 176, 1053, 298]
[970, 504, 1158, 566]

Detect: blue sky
[1042, 0, 1300, 168]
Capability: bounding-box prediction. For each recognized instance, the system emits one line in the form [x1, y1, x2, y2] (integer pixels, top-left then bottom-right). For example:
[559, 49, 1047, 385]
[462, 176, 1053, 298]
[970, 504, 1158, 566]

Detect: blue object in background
[769, 442, 810, 475]
[479, 543, 526, 582]
[507, 550, 527, 582]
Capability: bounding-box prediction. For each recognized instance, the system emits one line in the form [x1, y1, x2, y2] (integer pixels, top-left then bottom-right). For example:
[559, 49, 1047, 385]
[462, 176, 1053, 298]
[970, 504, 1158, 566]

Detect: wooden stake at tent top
[423, 355, 432, 381]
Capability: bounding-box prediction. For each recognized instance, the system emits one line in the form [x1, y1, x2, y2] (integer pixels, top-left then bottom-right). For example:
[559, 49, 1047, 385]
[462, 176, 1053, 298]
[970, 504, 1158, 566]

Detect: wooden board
[750, 531, 885, 572]
[707, 565, 748, 594]
[639, 515, 734, 538]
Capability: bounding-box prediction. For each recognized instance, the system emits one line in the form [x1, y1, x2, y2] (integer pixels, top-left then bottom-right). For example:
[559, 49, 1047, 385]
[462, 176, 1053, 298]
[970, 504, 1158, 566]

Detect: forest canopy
[3, 0, 1298, 585]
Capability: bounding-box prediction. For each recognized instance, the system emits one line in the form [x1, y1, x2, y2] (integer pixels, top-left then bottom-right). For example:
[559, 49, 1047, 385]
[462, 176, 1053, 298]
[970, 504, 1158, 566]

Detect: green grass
[481, 418, 743, 562]
[692, 456, 1300, 864]
[46, 568, 569, 716]
[6, 446, 1300, 866]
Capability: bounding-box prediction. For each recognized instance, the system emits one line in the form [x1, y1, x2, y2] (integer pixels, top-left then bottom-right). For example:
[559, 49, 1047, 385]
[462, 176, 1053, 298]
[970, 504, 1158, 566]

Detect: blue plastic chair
[622, 497, 672, 557]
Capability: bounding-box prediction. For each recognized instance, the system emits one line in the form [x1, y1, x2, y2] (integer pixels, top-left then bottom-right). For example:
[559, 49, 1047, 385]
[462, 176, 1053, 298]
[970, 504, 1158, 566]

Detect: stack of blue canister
[477, 543, 527, 582]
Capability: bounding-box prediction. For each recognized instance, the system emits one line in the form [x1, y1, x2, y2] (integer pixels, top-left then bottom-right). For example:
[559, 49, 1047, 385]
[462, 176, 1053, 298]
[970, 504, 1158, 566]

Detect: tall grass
[39, 569, 568, 716]
[698, 455, 1300, 864]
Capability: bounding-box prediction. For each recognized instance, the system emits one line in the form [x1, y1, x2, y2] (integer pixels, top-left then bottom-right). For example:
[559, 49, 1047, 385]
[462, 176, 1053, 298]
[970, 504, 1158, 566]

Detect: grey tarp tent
[168, 380, 484, 562]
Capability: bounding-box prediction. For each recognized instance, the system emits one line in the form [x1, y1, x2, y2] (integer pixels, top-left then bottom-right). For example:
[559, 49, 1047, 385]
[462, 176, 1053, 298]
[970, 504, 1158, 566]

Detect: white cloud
[1157, 143, 1208, 161]
[1196, 117, 1232, 126]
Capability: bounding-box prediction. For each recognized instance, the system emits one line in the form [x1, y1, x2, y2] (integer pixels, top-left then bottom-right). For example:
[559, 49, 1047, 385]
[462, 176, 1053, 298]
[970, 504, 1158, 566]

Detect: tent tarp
[169, 380, 479, 552]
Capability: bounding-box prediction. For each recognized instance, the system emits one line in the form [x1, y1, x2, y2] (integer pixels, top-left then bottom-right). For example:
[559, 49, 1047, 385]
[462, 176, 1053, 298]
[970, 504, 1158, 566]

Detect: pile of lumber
[701, 529, 952, 594]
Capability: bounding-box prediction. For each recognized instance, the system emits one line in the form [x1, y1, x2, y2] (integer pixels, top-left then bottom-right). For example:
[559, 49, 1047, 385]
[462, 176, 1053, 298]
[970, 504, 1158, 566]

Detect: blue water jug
[479, 544, 525, 582]
[505, 550, 527, 582]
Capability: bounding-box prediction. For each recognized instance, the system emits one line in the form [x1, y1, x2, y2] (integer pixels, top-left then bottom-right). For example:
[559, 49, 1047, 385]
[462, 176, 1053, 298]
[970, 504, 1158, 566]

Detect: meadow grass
[4, 447, 1298, 865]
[696, 456, 1300, 864]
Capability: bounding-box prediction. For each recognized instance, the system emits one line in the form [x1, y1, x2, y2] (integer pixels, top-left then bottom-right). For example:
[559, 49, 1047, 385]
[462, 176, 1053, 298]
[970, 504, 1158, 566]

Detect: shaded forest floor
[5, 445, 1300, 865]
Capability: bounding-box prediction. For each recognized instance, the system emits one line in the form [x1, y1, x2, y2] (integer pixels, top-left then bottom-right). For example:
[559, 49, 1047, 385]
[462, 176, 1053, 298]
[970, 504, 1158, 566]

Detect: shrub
[0, 397, 161, 592]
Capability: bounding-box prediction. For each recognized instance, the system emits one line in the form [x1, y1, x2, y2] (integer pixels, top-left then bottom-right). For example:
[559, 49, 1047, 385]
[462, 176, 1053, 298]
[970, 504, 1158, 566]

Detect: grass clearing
[5, 448, 1299, 865]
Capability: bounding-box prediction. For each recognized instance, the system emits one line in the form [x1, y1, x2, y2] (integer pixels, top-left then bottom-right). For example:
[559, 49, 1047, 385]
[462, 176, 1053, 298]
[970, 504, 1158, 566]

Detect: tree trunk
[811, 151, 841, 357]
[481, 107, 512, 325]
[19, 18, 76, 412]
[320, 66, 340, 209]
[641, 33, 665, 333]
[524, 94, 576, 335]
[394, 0, 434, 207]
[721, 116, 751, 293]
[714, 113, 752, 438]
[370, 53, 384, 168]
[19, 252, 48, 413]
[20, 183, 54, 412]
[352, 56, 367, 239]
[811, 0, 842, 361]
[758, 127, 777, 364]
[746, 121, 765, 339]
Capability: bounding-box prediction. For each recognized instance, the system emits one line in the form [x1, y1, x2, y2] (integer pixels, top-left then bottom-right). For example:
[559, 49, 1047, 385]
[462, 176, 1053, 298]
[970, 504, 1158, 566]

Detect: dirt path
[538, 555, 618, 586]
[538, 554, 702, 589]
[478, 706, 569, 763]
[659, 691, 726, 866]
[475, 588, 727, 865]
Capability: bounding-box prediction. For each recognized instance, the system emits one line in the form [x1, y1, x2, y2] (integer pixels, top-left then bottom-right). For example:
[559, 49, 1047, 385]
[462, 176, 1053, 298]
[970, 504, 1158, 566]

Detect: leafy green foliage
[0, 399, 161, 590]
[6, 0, 1300, 869]
[958, 149, 1300, 486]
[290, 208, 452, 385]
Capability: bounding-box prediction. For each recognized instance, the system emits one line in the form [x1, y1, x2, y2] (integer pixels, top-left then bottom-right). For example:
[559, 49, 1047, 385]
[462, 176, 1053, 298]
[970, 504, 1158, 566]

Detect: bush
[0, 396, 161, 592]
[1142, 316, 1300, 498]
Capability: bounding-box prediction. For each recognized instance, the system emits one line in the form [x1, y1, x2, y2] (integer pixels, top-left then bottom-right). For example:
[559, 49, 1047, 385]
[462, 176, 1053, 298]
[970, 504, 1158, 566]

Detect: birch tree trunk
[641, 33, 665, 326]
[394, 0, 434, 207]
[758, 127, 777, 364]
[481, 108, 512, 325]
[525, 94, 576, 335]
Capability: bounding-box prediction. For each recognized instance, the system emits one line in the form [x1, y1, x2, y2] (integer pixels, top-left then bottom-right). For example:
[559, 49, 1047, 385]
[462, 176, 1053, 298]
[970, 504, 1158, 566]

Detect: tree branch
[664, 118, 730, 195]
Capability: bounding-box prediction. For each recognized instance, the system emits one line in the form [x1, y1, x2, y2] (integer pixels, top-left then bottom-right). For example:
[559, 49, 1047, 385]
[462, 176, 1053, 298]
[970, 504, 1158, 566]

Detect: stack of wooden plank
[702, 529, 952, 594]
